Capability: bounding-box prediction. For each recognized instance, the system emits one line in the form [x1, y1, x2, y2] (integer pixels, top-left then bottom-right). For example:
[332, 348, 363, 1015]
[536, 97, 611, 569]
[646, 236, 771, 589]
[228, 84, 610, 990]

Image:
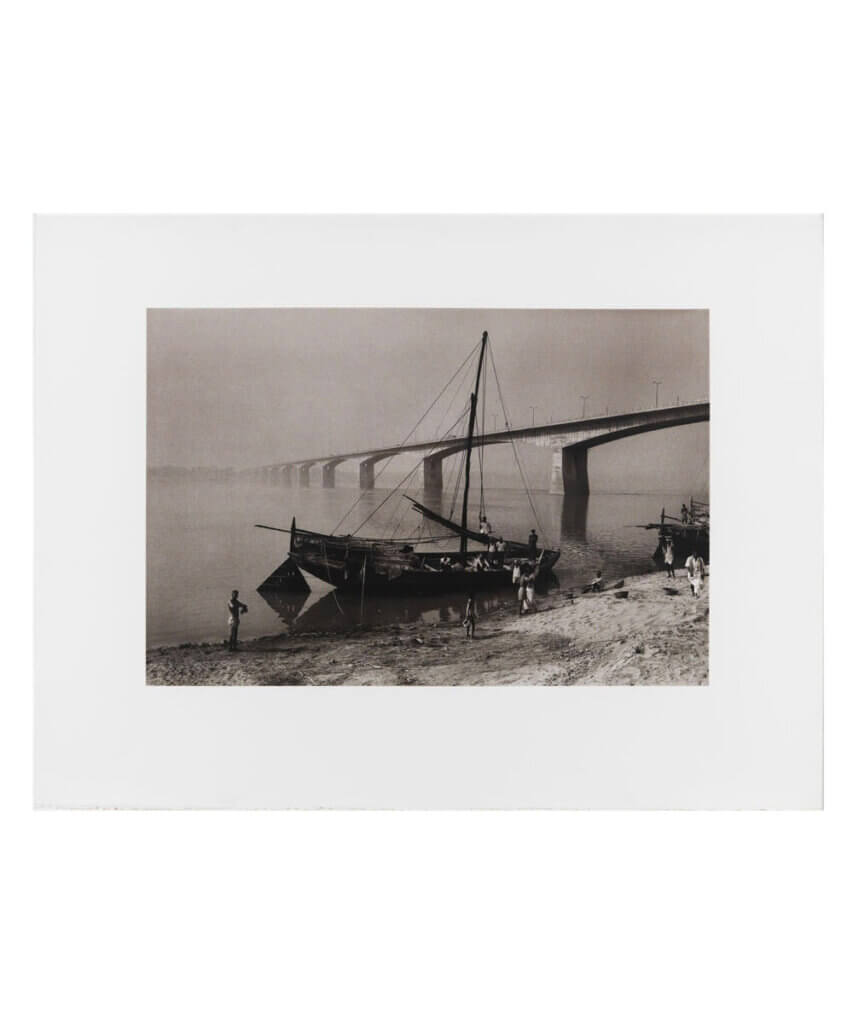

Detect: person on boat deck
[463, 592, 477, 639]
[685, 551, 706, 598]
[439, 556, 452, 571]
[227, 590, 248, 651]
[495, 537, 506, 568]
[511, 559, 522, 585]
[528, 529, 538, 560]
[663, 538, 676, 579]
[479, 515, 489, 537]
[681, 503, 690, 524]
[591, 569, 603, 593]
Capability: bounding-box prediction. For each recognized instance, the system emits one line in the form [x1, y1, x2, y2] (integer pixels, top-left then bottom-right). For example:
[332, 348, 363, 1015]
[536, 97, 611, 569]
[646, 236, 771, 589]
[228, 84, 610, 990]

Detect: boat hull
[287, 526, 560, 596]
[652, 525, 709, 564]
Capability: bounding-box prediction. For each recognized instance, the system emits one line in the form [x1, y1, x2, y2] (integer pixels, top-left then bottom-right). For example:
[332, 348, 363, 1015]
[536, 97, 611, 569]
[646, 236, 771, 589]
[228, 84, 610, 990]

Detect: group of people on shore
[462, 555, 540, 639]
[662, 538, 706, 597]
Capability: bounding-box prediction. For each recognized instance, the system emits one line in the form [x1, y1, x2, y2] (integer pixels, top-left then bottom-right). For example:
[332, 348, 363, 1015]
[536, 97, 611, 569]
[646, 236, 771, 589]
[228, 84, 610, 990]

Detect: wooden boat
[257, 330, 560, 595]
[636, 498, 709, 564]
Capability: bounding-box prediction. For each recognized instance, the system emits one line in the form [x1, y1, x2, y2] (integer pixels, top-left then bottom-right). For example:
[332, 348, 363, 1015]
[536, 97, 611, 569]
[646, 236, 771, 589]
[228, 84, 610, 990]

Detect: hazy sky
[148, 308, 709, 492]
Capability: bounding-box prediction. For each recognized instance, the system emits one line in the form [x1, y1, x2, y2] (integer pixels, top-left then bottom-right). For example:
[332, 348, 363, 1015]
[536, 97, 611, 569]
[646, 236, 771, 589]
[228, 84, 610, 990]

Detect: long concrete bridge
[253, 401, 709, 496]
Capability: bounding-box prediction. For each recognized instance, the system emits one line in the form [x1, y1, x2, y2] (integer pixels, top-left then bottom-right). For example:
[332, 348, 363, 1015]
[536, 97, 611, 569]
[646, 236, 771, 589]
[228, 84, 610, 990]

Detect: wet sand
[146, 571, 708, 686]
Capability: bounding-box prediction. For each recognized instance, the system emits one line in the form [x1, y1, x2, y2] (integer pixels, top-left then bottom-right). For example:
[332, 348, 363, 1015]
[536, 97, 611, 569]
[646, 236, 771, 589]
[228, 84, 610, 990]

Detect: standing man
[463, 592, 477, 640]
[684, 552, 706, 598]
[227, 589, 248, 651]
[663, 537, 676, 579]
[528, 529, 538, 560]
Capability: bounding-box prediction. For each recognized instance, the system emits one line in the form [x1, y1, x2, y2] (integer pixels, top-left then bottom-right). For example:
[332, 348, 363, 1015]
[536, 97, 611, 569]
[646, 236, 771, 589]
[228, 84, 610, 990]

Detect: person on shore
[516, 573, 528, 610]
[663, 538, 676, 578]
[524, 571, 537, 614]
[590, 569, 603, 593]
[227, 590, 248, 651]
[685, 551, 706, 598]
[528, 529, 538, 560]
[463, 592, 477, 639]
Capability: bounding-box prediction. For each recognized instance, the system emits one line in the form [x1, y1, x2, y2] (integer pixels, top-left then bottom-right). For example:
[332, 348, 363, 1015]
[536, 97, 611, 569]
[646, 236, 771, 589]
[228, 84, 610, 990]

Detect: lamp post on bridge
[652, 379, 662, 408]
[529, 406, 535, 427]
[580, 395, 589, 418]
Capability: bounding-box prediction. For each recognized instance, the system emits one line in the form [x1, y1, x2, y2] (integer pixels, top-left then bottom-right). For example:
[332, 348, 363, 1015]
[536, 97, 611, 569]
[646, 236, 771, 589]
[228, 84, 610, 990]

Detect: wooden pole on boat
[460, 331, 489, 556]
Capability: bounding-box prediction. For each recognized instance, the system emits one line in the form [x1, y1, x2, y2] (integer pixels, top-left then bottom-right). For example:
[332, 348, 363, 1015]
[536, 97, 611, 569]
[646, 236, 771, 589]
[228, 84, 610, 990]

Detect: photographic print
[36, 215, 821, 807]
[147, 307, 709, 686]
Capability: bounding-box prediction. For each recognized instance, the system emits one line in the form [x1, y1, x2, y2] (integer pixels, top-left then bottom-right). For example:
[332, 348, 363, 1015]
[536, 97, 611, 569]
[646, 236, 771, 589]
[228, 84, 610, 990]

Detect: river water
[147, 477, 706, 647]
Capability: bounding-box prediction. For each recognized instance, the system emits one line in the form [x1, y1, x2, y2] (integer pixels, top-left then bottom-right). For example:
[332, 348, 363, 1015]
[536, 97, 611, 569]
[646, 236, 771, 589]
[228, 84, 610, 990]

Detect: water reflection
[258, 585, 511, 633]
[256, 590, 311, 625]
[559, 494, 589, 540]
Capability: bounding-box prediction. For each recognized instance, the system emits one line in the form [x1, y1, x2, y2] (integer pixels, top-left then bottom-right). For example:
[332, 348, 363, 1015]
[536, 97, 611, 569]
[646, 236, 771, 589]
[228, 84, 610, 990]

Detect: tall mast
[460, 331, 489, 555]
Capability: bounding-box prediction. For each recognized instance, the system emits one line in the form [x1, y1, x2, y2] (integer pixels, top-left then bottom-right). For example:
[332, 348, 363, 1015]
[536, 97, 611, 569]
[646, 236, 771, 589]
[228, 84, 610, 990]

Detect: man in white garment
[685, 552, 706, 597]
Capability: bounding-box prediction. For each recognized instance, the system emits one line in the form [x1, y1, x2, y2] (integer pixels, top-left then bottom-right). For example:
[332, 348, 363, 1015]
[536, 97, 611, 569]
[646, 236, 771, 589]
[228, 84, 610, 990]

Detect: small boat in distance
[257, 331, 560, 596]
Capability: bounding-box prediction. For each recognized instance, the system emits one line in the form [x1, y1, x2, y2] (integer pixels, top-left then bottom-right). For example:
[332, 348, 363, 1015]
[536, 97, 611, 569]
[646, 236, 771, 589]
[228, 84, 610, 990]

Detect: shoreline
[146, 570, 709, 686]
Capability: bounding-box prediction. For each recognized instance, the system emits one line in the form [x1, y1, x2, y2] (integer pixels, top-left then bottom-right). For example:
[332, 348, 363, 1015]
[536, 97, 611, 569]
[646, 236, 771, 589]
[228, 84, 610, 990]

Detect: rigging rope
[348, 405, 470, 537]
[486, 342, 549, 546]
[448, 448, 465, 520]
[330, 337, 483, 534]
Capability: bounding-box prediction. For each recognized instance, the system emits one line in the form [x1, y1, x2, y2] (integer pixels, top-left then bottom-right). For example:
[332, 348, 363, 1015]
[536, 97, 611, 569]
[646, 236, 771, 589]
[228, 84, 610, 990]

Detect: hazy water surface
[147, 477, 701, 646]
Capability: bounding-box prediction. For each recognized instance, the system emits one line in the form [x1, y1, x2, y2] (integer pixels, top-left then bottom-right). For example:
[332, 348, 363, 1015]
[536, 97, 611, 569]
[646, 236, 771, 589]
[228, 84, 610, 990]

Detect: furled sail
[405, 497, 489, 544]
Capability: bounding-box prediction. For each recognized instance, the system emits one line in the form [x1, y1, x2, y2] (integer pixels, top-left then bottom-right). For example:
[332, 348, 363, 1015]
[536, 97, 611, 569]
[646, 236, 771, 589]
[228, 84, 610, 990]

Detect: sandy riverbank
[146, 570, 708, 686]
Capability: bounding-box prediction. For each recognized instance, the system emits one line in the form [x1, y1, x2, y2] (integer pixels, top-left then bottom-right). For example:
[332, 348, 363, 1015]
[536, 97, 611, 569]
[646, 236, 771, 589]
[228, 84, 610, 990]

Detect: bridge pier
[551, 444, 590, 496]
[298, 463, 313, 487]
[281, 465, 293, 487]
[359, 460, 375, 490]
[322, 462, 339, 488]
[423, 455, 443, 493]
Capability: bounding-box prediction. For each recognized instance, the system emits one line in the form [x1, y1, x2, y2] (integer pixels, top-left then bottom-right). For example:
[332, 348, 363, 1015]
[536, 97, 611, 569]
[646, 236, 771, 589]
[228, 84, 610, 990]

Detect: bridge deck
[259, 401, 709, 472]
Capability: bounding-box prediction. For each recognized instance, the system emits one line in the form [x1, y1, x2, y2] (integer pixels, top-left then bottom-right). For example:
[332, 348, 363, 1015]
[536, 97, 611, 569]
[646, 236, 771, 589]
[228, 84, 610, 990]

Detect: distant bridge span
[256, 402, 709, 496]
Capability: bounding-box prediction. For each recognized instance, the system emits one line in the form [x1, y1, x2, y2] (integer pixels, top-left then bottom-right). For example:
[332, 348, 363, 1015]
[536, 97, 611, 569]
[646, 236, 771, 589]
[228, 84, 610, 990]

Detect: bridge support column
[551, 444, 589, 496]
[322, 463, 336, 488]
[299, 464, 312, 487]
[359, 460, 375, 490]
[281, 465, 293, 486]
[423, 455, 443, 493]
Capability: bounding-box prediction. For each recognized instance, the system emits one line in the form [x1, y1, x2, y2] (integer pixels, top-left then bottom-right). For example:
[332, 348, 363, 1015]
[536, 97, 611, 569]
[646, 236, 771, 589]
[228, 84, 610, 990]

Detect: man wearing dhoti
[227, 589, 249, 650]
[685, 552, 706, 598]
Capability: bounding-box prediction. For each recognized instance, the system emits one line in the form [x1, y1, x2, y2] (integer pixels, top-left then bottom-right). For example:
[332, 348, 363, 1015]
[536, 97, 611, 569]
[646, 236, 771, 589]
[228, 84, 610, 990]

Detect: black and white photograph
[147, 308, 709, 686]
[11, 8, 845, 1022]
[35, 213, 821, 810]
